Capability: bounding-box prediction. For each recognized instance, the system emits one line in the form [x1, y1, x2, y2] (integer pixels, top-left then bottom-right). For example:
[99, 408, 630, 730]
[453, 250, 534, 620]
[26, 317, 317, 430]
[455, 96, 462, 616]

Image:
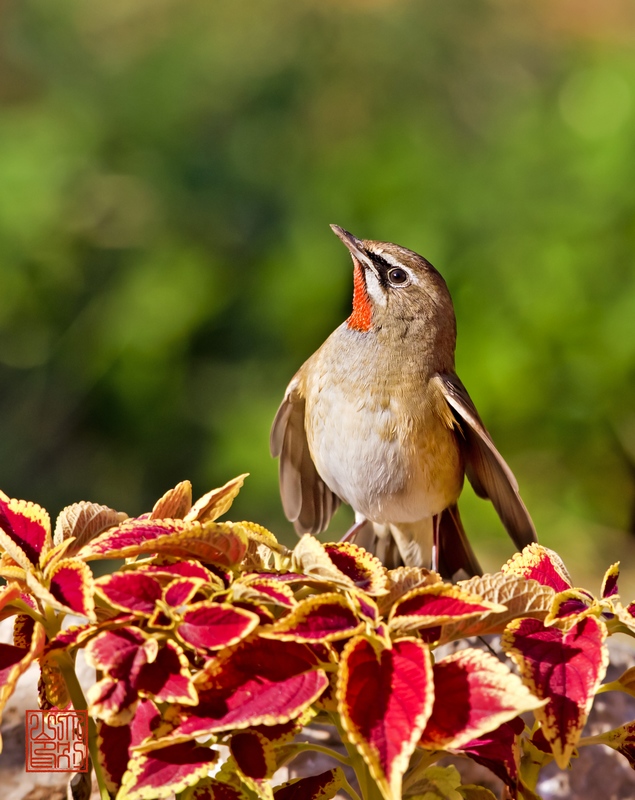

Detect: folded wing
[433, 373, 537, 550]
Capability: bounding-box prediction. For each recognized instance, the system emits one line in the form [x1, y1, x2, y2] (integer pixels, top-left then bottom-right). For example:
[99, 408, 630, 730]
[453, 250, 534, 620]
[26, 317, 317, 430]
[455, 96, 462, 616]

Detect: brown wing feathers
[270, 381, 340, 535]
[434, 373, 537, 551]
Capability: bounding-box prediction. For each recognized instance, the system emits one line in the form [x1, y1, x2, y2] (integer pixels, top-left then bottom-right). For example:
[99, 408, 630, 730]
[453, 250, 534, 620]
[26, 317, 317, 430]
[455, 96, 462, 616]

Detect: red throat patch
[347, 260, 372, 332]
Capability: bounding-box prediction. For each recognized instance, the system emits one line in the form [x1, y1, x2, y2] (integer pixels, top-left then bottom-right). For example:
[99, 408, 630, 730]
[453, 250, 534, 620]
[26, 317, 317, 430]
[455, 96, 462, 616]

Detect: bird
[270, 225, 537, 579]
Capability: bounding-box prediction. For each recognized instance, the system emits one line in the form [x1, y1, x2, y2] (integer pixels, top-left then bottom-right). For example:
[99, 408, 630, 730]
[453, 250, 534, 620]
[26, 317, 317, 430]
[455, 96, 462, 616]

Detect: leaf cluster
[2, 476, 635, 800]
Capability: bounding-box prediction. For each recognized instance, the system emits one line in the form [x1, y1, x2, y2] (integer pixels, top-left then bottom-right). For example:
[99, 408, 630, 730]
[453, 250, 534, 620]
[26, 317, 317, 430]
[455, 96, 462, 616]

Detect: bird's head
[331, 225, 457, 361]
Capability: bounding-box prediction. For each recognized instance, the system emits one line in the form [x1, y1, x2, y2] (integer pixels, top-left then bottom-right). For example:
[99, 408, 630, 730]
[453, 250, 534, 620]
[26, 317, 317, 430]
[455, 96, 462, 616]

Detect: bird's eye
[387, 267, 409, 285]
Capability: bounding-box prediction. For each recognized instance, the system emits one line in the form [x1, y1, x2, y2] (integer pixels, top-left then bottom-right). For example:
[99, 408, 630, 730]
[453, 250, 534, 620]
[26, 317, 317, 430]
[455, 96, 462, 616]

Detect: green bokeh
[1, 0, 634, 593]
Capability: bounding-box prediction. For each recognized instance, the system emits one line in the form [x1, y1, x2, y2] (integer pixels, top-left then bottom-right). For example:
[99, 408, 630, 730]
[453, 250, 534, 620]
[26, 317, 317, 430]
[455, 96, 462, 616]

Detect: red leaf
[338, 636, 434, 800]
[164, 578, 203, 607]
[230, 730, 276, 781]
[0, 622, 45, 737]
[502, 615, 608, 768]
[96, 572, 163, 615]
[502, 544, 572, 592]
[48, 559, 95, 618]
[389, 584, 505, 632]
[119, 741, 218, 800]
[601, 562, 620, 599]
[0, 493, 51, 569]
[97, 700, 162, 794]
[264, 593, 363, 642]
[137, 640, 197, 705]
[460, 717, 525, 792]
[323, 542, 387, 594]
[177, 602, 259, 653]
[274, 768, 346, 800]
[85, 628, 158, 723]
[420, 648, 544, 751]
[165, 638, 327, 741]
[134, 559, 214, 582]
[239, 577, 296, 607]
[78, 519, 247, 567]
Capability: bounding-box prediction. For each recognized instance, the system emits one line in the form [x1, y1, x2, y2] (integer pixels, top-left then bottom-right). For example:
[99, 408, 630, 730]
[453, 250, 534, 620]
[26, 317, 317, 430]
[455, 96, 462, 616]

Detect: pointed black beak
[330, 225, 377, 275]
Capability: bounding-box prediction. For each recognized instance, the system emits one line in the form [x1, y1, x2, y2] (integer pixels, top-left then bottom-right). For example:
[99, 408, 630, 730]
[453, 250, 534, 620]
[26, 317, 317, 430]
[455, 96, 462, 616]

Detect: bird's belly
[305, 387, 463, 524]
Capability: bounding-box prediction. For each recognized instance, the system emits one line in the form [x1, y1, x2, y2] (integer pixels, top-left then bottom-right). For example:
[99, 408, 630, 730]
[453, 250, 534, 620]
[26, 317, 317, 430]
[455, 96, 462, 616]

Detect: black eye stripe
[368, 252, 392, 269]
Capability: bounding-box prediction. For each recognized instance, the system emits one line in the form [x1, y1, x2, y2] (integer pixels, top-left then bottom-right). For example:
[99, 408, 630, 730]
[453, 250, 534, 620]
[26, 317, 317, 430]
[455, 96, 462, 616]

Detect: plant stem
[341, 776, 363, 800]
[283, 741, 351, 766]
[55, 651, 110, 800]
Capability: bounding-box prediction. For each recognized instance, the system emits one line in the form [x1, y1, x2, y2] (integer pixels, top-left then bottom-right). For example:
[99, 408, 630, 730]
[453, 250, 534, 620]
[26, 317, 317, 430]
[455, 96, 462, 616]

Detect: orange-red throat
[347, 260, 372, 332]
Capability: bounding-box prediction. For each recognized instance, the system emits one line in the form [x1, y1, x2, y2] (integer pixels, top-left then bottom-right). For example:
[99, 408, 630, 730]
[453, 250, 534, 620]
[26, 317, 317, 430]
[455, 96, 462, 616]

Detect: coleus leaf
[53, 501, 128, 553]
[85, 627, 160, 725]
[292, 535, 384, 592]
[438, 573, 555, 644]
[582, 720, 635, 769]
[150, 480, 193, 520]
[502, 544, 572, 592]
[78, 519, 247, 567]
[601, 561, 620, 599]
[419, 648, 544, 751]
[160, 637, 327, 742]
[97, 699, 162, 794]
[273, 768, 346, 800]
[377, 566, 441, 617]
[459, 716, 525, 793]
[389, 584, 505, 634]
[118, 741, 219, 800]
[132, 559, 216, 584]
[176, 602, 259, 653]
[0, 621, 45, 744]
[137, 640, 197, 705]
[502, 615, 608, 768]
[163, 577, 205, 607]
[96, 572, 163, 616]
[47, 558, 96, 620]
[230, 729, 277, 781]
[543, 588, 597, 626]
[323, 541, 388, 594]
[338, 635, 434, 800]
[38, 649, 70, 710]
[184, 474, 248, 523]
[0, 582, 21, 616]
[0, 492, 52, 570]
[263, 593, 363, 642]
[234, 577, 297, 608]
[402, 763, 464, 799]
[182, 777, 251, 799]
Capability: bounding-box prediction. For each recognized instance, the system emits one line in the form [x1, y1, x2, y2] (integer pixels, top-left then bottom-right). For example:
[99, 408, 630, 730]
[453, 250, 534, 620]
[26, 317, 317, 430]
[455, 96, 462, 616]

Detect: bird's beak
[330, 225, 378, 275]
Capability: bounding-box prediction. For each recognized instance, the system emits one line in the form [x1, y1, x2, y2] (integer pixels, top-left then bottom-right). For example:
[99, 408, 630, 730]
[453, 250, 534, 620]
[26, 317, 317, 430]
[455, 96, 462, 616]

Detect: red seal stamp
[25, 709, 89, 773]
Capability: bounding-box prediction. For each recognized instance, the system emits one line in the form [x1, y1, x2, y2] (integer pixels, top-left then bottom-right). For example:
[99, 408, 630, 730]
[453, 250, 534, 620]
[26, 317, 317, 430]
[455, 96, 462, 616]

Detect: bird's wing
[270, 375, 340, 535]
[432, 372, 537, 549]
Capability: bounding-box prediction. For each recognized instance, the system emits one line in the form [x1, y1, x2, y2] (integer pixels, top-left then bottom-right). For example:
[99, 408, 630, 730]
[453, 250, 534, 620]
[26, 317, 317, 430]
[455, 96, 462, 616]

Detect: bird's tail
[349, 504, 482, 581]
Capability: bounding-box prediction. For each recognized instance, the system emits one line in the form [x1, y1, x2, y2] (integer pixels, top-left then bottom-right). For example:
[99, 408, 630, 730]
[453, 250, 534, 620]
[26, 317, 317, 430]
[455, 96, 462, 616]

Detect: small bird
[271, 226, 536, 578]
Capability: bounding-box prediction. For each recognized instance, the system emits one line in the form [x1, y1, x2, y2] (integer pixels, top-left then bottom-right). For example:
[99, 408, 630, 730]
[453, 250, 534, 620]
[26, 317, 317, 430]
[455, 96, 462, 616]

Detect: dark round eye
[387, 267, 409, 285]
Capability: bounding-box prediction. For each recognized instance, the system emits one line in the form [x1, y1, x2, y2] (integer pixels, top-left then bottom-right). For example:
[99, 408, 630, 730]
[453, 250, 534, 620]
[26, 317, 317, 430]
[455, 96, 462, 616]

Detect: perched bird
[271, 225, 536, 578]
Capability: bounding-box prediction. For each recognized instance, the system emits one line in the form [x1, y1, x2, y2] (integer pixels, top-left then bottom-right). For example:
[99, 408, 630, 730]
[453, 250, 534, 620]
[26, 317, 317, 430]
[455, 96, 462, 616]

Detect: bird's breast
[302, 334, 463, 523]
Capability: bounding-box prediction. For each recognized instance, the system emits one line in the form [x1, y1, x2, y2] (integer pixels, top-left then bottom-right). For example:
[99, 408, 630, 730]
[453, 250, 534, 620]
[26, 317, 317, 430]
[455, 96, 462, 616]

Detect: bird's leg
[431, 513, 440, 573]
[340, 519, 368, 543]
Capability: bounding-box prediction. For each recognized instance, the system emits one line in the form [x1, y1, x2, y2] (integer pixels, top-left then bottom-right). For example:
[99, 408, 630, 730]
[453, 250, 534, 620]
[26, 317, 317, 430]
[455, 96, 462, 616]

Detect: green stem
[283, 741, 351, 766]
[340, 776, 363, 800]
[55, 651, 110, 800]
[329, 714, 385, 800]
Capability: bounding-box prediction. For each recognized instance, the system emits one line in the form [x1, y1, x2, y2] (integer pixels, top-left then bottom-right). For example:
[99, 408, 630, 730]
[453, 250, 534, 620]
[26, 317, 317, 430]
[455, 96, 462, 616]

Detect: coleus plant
[2, 477, 635, 800]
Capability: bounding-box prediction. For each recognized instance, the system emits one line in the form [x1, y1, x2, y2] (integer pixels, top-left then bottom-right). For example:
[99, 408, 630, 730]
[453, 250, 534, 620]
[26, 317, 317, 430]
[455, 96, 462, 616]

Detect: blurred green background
[1, 0, 635, 593]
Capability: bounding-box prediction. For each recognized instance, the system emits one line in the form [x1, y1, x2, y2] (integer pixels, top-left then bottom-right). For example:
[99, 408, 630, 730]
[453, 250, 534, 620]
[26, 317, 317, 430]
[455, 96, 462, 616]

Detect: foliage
[1, 2, 635, 584]
[2, 476, 635, 800]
